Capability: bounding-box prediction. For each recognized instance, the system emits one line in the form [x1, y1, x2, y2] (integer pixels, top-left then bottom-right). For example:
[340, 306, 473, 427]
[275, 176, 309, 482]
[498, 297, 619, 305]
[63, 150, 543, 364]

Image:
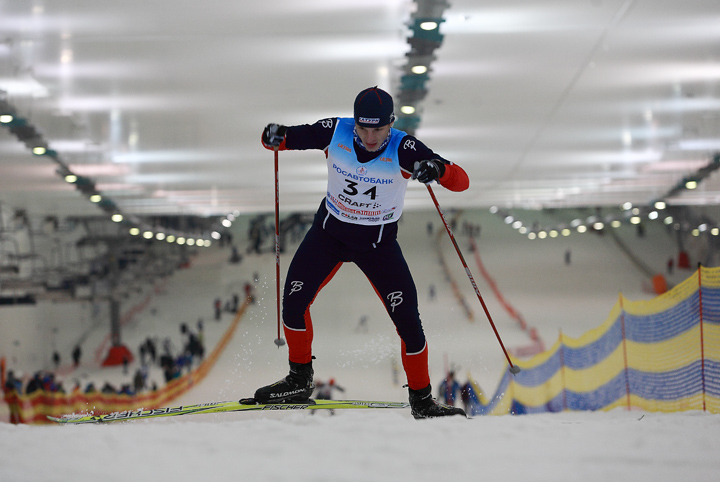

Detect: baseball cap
[354, 87, 395, 127]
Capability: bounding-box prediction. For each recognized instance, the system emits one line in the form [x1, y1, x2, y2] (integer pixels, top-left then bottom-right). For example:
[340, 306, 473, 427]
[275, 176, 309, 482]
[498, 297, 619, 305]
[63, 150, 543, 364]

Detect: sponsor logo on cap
[358, 117, 380, 124]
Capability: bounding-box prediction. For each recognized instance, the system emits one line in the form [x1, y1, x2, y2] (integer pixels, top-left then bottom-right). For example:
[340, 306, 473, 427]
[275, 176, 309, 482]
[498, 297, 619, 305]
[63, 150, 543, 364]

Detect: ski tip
[47, 415, 75, 424]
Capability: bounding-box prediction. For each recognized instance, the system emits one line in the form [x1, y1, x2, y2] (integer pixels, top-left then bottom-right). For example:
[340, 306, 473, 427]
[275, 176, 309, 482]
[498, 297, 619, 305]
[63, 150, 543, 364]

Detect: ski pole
[273, 147, 286, 347]
[425, 184, 519, 374]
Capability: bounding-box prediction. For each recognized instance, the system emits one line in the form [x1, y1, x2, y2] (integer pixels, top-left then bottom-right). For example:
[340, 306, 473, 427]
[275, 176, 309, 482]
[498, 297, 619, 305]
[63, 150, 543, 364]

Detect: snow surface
[2, 209, 720, 482]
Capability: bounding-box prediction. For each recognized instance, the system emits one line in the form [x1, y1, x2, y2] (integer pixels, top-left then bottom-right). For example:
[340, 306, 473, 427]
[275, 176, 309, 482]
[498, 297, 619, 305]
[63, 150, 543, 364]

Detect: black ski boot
[253, 361, 315, 404]
[409, 384, 467, 419]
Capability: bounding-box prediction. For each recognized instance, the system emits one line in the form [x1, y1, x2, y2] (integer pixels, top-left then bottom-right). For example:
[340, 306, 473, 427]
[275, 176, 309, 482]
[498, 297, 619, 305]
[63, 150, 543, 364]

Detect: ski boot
[252, 361, 315, 404]
[409, 384, 466, 419]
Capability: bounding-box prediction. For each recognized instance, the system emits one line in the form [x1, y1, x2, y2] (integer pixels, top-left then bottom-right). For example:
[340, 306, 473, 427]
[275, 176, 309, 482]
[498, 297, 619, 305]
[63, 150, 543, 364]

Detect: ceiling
[2, 0, 720, 230]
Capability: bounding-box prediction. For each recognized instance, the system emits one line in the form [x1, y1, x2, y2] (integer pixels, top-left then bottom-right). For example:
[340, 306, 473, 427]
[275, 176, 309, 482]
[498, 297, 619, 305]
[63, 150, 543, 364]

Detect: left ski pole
[425, 184, 519, 374]
[273, 147, 285, 347]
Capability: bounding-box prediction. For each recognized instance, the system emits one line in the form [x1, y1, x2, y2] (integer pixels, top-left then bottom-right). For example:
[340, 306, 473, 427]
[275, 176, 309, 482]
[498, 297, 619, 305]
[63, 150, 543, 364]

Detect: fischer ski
[47, 398, 410, 424]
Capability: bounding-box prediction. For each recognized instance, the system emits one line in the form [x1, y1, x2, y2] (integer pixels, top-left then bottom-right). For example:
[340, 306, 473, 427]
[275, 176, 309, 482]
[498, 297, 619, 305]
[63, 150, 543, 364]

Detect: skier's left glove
[413, 159, 446, 184]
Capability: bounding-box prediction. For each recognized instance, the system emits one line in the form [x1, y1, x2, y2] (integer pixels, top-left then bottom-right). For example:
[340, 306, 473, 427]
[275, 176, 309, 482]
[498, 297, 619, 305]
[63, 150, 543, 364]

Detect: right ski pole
[426, 184, 520, 375]
[273, 147, 285, 348]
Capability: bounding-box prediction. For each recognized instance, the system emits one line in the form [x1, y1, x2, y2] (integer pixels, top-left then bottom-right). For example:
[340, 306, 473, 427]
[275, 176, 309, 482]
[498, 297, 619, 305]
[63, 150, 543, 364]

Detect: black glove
[413, 160, 445, 184]
[262, 123, 287, 148]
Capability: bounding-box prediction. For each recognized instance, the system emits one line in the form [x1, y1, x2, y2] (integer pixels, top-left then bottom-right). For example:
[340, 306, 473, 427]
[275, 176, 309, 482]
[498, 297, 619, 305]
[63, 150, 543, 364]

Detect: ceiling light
[528, 232, 537, 240]
[712, 228, 719, 236]
[166, 235, 176, 243]
[630, 216, 641, 224]
[186, 238, 196, 246]
[155, 232, 166, 241]
[143, 231, 153, 239]
[177, 237, 186, 245]
[411, 65, 428, 74]
[64, 174, 77, 183]
[129, 227, 140, 236]
[611, 220, 621, 228]
[621, 202, 632, 211]
[562, 228, 571, 236]
[0, 115, 13, 123]
[519, 227, 528, 234]
[32, 146, 46, 155]
[622, 130, 632, 147]
[549, 230, 558, 238]
[577, 225, 588, 233]
[112, 214, 123, 223]
[654, 201, 666, 210]
[593, 222, 604, 230]
[648, 211, 658, 220]
[420, 21, 438, 30]
[664, 216, 673, 225]
[685, 180, 698, 189]
[222, 219, 232, 228]
[538, 231, 547, 239]
[401, 105, 415, 115]
[60, 49, 73, 64]
[90, 194, 102, 203]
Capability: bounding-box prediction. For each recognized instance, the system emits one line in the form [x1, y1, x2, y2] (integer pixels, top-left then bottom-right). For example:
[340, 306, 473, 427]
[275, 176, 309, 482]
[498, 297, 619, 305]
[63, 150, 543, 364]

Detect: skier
[254, 86, 468, 419]
[312, 378, 346, 416]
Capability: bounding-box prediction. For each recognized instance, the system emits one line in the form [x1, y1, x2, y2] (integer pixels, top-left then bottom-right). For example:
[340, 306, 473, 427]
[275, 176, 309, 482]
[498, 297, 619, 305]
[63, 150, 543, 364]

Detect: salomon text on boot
[253, 360, 315, 404]
[408, 384, 466, 419]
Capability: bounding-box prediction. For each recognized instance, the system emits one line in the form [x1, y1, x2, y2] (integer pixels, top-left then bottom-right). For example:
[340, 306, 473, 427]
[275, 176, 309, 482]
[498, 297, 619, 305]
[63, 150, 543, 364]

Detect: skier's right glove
[261, 123, 287, 150]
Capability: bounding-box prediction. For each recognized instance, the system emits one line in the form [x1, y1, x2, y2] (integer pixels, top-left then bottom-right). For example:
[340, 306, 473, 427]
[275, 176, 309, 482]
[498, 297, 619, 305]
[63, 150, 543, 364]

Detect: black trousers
[281, 212, 430, 389]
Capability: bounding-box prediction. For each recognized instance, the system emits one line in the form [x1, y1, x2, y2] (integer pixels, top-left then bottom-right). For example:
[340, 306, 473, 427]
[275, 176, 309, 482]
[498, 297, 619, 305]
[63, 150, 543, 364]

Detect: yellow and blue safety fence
[468, 266, 720, 415]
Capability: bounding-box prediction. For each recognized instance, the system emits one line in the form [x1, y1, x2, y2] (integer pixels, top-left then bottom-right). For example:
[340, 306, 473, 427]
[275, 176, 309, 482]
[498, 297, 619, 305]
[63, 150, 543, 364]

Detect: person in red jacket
[254, 87, 469, 419]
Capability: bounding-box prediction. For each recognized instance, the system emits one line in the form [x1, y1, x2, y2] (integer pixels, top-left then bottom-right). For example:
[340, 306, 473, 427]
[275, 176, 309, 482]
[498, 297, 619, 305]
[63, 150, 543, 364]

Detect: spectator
[133, 367, 146, 393]
[3, 371, 24, 424]
[438, 371, 461, 407]
[214, 298, 222, 320]
[72, 345, 82, 367]
[25, 372, 44, 395]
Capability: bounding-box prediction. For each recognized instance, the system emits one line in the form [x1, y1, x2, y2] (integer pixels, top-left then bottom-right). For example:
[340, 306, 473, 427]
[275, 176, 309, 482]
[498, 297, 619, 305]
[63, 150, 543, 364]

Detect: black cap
[354, 87, 395, 127]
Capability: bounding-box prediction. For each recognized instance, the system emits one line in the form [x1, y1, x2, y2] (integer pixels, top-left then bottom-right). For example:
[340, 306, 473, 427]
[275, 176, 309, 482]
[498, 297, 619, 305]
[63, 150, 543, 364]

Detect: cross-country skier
[255, 86, 469, 419]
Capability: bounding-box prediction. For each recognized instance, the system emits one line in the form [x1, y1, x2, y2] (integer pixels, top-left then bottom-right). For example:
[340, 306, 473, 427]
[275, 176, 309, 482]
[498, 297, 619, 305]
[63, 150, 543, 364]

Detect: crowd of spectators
[2, 289, 250, 423]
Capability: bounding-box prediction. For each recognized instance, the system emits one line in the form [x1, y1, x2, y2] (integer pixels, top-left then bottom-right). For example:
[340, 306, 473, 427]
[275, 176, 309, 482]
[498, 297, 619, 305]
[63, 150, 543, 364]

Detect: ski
[47, 398, 410, 424]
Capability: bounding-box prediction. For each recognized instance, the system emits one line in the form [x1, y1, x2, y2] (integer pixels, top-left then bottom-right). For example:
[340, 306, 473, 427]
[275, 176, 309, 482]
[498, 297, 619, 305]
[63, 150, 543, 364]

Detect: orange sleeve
[438, 163, 469, 192]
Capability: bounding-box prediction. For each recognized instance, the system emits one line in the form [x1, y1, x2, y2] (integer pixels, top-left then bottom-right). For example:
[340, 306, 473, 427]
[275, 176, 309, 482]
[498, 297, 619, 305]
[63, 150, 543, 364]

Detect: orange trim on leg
[401, 341, 430, 390]
[284, 323, 313, 364]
